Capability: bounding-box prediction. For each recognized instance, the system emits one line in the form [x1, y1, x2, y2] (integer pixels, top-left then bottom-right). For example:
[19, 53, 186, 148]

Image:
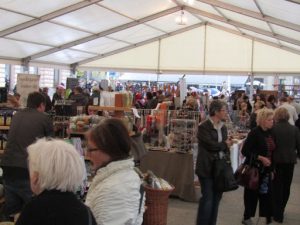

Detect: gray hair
[209, 100, 227, 116]
[274, 107, 289, 122]
[28, 138, 85, 193]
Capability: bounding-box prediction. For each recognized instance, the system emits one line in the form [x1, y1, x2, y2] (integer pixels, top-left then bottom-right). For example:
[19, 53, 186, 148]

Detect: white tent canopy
[0, 0, 300, 74]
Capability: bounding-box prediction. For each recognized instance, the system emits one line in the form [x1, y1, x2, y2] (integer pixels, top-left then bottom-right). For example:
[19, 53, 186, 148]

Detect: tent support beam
[24, 6, 181, 62]
[0, 0, 103, 37]
[76, 23, 205, 66]
[252, 0, 280, 45]
[186, 6, 300, 47]
[207, 23, 300, 56]
[197, 0, 300, 32]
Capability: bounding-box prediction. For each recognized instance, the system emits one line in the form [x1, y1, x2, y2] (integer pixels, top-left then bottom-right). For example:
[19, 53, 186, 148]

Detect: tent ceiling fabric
[0, 0, 299, 73]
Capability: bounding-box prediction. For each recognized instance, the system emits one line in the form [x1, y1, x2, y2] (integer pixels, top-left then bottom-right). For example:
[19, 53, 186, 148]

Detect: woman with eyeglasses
[85, 118, 145, 225]
[195, 100, 234, 225]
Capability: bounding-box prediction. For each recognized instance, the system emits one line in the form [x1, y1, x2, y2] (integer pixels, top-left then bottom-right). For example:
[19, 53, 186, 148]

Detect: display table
[140, 150, 197, 202]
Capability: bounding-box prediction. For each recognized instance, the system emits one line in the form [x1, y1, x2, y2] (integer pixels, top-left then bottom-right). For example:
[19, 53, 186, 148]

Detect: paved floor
[167, 162, 300, 225]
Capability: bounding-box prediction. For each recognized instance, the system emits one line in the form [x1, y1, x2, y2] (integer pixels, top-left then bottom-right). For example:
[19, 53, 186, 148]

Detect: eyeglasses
[85, 147, 99, 153]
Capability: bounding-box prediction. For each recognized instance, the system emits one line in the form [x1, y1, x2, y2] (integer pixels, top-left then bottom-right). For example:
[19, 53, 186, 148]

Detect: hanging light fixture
[175, 10, 187, 25]
[183, 0, 195, 5]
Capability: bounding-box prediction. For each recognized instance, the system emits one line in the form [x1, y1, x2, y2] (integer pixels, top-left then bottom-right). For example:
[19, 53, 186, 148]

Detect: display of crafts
[134, 168, 173, 191]
[69, 115, 106, 132]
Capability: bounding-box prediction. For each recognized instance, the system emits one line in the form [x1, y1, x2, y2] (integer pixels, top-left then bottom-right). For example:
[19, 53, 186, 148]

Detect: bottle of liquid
[259, 174, 269, 194]
[0, 113, 4, 126]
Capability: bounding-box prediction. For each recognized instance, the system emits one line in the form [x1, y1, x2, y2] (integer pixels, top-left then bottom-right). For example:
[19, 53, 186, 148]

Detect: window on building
[60, 69, 71, 87]
[38, 67, 54, 87]
[0, 64, 5, 87]
[12, 65, 39, 89]
[11, 65, 22, 89]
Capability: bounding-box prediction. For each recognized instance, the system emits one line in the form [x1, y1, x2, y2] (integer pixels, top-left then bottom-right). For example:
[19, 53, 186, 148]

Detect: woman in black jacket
[195, 100, 233, 225]
[272, 107, 300, 223]
[241, 108, 275, 225]
[16, 139, 96, 225]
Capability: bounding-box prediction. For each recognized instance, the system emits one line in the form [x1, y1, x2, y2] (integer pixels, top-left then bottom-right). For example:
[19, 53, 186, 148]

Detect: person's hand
[225, 138, 234, 148]
[258, 155, 271, 167]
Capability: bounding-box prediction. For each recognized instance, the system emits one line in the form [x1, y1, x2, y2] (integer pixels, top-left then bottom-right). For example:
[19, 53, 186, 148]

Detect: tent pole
[250, 39, 254, 99]
[157, 39, 161, 83]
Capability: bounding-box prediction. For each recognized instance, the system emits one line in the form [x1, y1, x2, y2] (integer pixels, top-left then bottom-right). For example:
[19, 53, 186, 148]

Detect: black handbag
[213, 155, 239, 192]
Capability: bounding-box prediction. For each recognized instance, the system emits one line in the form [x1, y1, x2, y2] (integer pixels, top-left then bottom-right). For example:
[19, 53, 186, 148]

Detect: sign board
[66, 77, 79, 90]
[17, 74, 40, 107]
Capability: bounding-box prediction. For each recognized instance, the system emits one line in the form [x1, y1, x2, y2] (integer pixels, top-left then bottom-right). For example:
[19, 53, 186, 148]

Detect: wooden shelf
[0, 126, 9, 130]
[88, 106, 132, 112]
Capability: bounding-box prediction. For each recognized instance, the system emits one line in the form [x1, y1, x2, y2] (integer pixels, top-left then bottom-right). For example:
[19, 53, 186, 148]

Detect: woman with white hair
[15, 139, 96, 225]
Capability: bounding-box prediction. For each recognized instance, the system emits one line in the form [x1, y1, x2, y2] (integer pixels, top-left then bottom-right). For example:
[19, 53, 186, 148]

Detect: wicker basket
[143, 185, 174, 225]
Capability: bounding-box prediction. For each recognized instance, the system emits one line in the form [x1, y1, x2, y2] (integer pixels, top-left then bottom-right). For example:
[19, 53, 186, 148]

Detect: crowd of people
[196, 92, 300, 225]
[1, 86, 300, 225]
[0, 90, 145, 224]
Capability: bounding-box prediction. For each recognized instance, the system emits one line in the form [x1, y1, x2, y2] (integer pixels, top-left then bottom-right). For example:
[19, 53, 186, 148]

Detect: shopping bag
[234, 164, 259, 190]
[213, 157, 239, 192]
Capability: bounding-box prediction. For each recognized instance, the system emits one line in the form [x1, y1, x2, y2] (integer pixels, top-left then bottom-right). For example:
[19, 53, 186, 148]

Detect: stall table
[140, 150, 197, 202]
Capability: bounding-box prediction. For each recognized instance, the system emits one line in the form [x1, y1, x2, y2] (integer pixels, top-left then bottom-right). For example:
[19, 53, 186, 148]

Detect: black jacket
[241, 126, 275, 170]
[1, 108, 54, 169]
[16, 190, 97, 225]
[272, 120, 300, 164]
[70, 93, 89, 116]
[196, 119, 229, 178]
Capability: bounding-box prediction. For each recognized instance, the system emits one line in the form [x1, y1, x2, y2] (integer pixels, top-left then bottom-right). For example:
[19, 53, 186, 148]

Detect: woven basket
[143, 185, 174, 225]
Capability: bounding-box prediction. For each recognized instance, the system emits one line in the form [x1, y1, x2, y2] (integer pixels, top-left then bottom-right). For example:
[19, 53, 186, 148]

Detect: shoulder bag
[234, 154, 259, 190]
[213, 154, 239, 192]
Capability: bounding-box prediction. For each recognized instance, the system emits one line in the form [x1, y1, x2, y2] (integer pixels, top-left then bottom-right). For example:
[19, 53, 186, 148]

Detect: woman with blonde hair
[16, 139, 96, 225]
[241, 108, 275, 225]
[272, 107, 300, 223]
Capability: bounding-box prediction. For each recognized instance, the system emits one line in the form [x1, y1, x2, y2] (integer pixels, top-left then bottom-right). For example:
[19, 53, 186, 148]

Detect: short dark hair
[89, 118, 131, 161]
[280, 97, 288, 102]
[27, 92, 46, 109]
[146, 92, 153, 100]
[267, 94, 276, 102]
[209, 100, 227, 116]
[74, 86, 83, 93]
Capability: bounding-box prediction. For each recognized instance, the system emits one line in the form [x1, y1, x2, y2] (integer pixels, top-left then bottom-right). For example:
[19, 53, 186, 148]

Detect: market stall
[140, 149, 197, 202]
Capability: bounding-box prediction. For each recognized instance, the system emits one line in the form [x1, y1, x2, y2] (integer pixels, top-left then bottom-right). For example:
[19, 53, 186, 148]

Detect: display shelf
[88, 106, 132, 112]
[170, 119, 197, 153]
[0, 126, 9, 130]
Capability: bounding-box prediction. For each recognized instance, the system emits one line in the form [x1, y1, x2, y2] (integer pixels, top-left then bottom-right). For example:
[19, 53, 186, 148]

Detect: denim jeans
[3, 178, 32, 217]
[196, 177, 223, 225]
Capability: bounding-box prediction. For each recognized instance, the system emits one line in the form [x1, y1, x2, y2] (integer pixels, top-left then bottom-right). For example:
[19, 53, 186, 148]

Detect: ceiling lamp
[175, 10, 188, 25]
[183, 0, 195, 5]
